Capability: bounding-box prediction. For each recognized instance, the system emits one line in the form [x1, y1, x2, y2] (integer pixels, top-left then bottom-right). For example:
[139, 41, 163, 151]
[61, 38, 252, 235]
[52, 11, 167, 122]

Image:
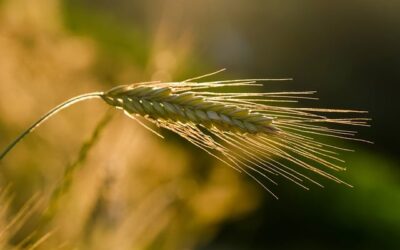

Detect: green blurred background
[0, 0, 399, 249]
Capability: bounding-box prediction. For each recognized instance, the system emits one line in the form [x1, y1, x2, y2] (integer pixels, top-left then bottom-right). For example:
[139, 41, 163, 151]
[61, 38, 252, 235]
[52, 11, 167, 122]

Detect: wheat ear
[0, 72, 370, 197]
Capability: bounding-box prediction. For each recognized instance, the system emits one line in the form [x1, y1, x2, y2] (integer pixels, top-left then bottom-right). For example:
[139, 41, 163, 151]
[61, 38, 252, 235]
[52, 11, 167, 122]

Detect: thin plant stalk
[0, 92, 104, 161]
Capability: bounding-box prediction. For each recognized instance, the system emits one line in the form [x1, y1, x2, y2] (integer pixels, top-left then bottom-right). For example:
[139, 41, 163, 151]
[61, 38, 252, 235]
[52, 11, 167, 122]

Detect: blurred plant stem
[45, 110, 113, 220]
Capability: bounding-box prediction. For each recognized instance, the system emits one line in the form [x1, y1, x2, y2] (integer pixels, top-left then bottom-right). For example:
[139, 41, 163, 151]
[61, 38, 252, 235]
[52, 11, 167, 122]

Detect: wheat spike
[102, 85, 278, 134]
[0, 71, 370, 198]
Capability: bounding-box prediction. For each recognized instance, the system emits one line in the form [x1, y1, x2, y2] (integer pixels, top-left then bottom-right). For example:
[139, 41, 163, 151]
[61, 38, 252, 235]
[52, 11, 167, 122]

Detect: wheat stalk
[0, 71, 370, 198]
[0, 187, 52, 249]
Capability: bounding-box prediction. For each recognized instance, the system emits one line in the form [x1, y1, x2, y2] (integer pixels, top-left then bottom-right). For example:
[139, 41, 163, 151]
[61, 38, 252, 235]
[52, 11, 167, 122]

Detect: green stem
[0, 92, 104, 161]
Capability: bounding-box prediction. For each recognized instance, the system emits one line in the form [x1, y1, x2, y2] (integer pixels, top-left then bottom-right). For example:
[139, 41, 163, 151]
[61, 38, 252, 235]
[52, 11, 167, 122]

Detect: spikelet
[0, 70, 370, 198]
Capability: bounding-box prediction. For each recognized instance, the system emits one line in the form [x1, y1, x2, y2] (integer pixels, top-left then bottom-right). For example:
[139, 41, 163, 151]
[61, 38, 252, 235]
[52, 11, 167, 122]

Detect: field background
[0, 0, 399, 249]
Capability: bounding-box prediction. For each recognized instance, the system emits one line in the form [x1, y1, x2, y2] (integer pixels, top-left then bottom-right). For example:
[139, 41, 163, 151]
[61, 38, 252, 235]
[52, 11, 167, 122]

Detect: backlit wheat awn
[0, 70, 370, 198]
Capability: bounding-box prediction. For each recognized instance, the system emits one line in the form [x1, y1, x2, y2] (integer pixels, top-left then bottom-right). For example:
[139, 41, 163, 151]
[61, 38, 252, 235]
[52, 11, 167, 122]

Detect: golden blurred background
[0, 0, 399, 249]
